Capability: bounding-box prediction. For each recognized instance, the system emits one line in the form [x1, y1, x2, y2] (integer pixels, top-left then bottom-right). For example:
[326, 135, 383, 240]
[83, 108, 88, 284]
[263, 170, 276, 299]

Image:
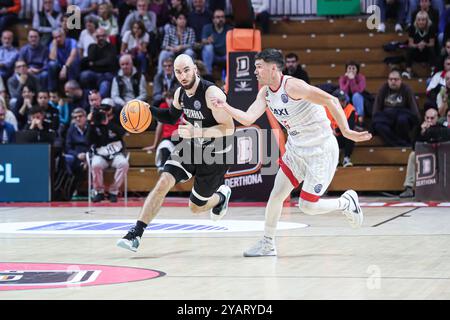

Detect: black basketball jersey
[178, 78, 218, 129]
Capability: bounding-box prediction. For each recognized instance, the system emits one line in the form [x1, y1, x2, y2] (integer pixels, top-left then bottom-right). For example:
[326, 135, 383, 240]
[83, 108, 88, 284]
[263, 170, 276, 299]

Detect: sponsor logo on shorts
[314, 184, 323, 193]
[0, 262, 164, 291]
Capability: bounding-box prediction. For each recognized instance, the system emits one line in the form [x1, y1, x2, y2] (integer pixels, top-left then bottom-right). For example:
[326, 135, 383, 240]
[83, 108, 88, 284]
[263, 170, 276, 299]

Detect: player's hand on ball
[343, 129, 372, 142]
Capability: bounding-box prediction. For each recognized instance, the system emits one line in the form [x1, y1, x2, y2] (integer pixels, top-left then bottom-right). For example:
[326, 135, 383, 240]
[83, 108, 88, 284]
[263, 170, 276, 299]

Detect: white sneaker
[116, 236, 141, 252]
[341, 190, 363, 228]
[210, 185, 231, 221]
[243, 237, 277, 257]
[343, 157, 353, 167]
[395, 23, 403, 33]
[377, 23, 386, 33]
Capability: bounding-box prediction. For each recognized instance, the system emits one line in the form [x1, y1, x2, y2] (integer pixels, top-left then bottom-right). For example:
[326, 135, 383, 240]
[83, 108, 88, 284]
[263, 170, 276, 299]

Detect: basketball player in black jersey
[117, 54, 235, 252]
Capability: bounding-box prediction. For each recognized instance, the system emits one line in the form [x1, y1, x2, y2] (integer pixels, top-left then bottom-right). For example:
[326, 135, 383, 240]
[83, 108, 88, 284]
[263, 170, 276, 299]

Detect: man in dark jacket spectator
[283, 52, 310, 84]
[372, 69, 420, 146]
[79, 27, 118, 98]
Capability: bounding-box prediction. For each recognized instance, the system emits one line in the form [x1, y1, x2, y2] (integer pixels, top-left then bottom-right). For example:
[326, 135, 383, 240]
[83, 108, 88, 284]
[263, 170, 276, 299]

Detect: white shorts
[279, 136, 339, 202]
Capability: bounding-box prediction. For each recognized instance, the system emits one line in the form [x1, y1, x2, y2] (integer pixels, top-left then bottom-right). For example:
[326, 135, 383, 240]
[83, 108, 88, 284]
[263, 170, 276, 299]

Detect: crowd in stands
[0, 0, 272, 202]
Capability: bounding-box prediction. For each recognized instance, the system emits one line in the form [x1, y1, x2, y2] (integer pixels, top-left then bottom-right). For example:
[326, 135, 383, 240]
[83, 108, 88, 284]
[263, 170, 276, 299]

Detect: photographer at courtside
[87, 98, 129, 203]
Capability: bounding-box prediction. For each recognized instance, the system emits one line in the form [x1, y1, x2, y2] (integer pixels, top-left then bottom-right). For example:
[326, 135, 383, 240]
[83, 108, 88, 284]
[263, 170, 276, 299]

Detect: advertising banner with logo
[226, 51, 279, 201]
[0, 144, 51, 202]
[415, 141, 450, 201]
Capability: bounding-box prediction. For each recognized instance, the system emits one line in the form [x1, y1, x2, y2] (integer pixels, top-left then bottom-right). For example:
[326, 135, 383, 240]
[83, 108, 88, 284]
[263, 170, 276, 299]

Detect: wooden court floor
[1, 200, 450, 300]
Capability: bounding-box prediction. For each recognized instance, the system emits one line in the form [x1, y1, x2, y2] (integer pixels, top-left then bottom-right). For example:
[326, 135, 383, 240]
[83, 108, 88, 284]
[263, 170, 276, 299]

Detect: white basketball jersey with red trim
[265, 75, 333, 147]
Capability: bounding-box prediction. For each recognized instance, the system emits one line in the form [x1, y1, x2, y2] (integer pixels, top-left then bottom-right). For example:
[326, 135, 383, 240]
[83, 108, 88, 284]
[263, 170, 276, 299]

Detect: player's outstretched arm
[148, 88, 183, 125]
[285, 78, 372, 142]
[210, 87, 268, 126]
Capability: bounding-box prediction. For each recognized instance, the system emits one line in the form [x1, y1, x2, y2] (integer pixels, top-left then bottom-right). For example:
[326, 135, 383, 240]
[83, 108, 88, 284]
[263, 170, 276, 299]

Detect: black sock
[134, 220, 148, 237]
[216, 192, 225, 207]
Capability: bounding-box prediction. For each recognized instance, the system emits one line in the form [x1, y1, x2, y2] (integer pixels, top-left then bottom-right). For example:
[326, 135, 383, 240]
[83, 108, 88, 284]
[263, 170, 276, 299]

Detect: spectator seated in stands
[326, 89, 357, 168]
[437, 1, 450, 46]
[111, 54, 148, 116]
[436, 71, 450, 118]
[121, 0, 156, 38]
[157, 11, 196, 73]
[60, 11, 81, 40]
[80, 27, 118, 99]
[0, 103, 15, 143]
[195, 59, 214, 82]
[49, 91, 70, 130]
[149, 0, 170, 30]
[409, 0, 440, 30]
[23, 105, 56, 144]
[0, 0, 19, 35]
[376, 0, 406, 33]
[64, 107, 89, 194]
[78, 14, 99, 58]
[399, 107, 450, 198]
[152, 56, 178, 108]
[7, 59, 39, 112]
[48, 28, 80, 93]
[33, 0, 62, 46]
[15, 84, 38, 130]
[167, 0, 190, 30]
[58, 0, 98, 17]
[19, 29, 49, 91]
[87, 99, 129, 203]
[0, 30, 19, 82]
[97, 2, 119, 45]
[339, 60, 366, 127]
[402, 10, 436, 79]
[283, 52, 310, 84]
[0, 95, 17, 130]
[36, 91, 60, 135]
[251, 0, 270, 34]
[143, 89, 181, 173]
[201, 8, 231, 75]
[64, 80, 90, 114]
[425, 56, 450, 109]
[118, 0, 137, 29]
[372, 69, 420, 146]
[121, 20, 150, 75]
[87, 89, 102, 113]
[436, 39, 450, 71]
[188, 0, 211, 48]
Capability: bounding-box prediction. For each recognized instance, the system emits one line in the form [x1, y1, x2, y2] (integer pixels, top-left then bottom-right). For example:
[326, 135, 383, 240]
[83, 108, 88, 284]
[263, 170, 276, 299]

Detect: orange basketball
[120, 99, 152, 133]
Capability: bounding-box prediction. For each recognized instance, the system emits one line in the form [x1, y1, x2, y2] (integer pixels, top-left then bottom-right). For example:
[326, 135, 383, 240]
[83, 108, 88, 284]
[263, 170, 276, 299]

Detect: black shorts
[163, 157, 229, 206]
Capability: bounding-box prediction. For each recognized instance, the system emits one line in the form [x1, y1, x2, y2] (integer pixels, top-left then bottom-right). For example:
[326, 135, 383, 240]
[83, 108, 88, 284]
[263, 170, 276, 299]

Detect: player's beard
[182, 75, 197, 90]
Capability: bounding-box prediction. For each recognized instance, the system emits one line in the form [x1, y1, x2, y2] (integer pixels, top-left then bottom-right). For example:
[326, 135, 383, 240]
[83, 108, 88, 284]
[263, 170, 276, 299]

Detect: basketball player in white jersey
[211, 48, 372, 257]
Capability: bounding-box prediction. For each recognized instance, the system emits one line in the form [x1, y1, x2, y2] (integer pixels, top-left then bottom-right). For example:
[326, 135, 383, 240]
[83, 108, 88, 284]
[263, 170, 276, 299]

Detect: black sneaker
[399, 187, 414, 198]
[108, 193, 118, 203]
[92, 193, 105, 203]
